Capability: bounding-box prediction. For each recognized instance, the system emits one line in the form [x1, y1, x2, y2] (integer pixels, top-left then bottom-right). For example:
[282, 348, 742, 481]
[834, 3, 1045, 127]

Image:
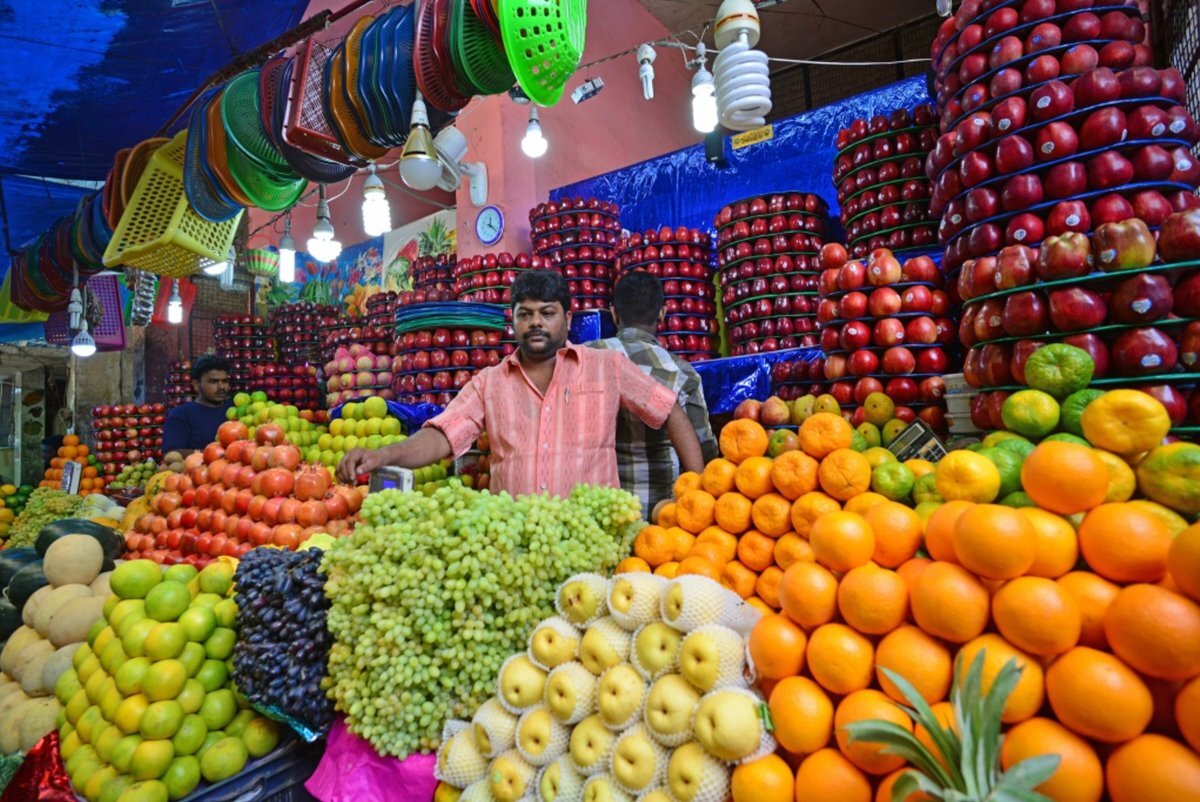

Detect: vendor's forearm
[378, 428, 454, 468]
[666, 404, 705, 474]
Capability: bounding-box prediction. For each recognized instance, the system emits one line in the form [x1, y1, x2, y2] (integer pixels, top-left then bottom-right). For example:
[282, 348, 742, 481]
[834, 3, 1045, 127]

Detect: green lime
[1060, 388, 1106, 437]
[871, 462, 915, 501]
[912, 472, 942, 504]
[1044, 432, 1091, 447]
[849, 430, 868, 452]
[994, 437, 1036, 460]
[1000, 491, 1037, 508]
[1001, 390, 1061, 439]
[978, 447, 1024, 500]
[1023, 343, 1095, 398]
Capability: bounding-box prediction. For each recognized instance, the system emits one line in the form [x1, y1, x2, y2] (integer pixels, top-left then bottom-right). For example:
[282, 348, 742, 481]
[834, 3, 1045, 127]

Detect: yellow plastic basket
[103, 130, 243, 277]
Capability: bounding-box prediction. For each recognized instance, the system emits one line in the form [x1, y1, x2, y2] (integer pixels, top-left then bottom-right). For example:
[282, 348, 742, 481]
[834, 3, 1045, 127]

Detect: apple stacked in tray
[318, 319, 393, 367]
[412, 253, 456, 295]
[816, 244, 956, 435]
[324, 344, 400, 407]
[272, 301, 339, 367]
[926, 0, 1200, 280]
[833, 104, 940, 258]
[960, 208, 1200, 433]
[392, 327, 508, 407]
[715, 192, 832, 356]
[91, 403, 165, 476]
[365, 292, 398, 332]
[615, 226, 720, 361]
[454, 252, 541, 305]
[163, 360, 193, 409]
[215, 315, 277, 391]
[530, 197, 621, 311]
[771, 355, 828, 401]
[247, 363, 323, 411]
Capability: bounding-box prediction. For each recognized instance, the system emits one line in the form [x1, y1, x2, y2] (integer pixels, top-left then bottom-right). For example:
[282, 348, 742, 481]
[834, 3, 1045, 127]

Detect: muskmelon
[32, 585, 92, 637]
[0, 689, 30, 752]
[20, 647, 54, 696]
[47, 596, 107, 648]
[34, 520, 122, 562]
[41, 644, 81, 694]
[0, 626, 41, 675]
[43, 537, 105, 588]
[10, 638, 52, 684]
[21, 585, 52, 629]
[89, 572, 112, 598]
[18, 697, 61, 751]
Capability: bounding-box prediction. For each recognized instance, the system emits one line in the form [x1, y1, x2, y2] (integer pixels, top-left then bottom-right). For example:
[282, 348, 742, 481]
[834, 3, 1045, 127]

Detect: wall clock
[475, 206, 504, 247]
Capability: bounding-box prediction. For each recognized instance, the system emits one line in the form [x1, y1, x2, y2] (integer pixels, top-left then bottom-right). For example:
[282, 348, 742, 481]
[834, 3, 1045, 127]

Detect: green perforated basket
[221, 70, 295, 180]
[451, 0, 515, 96]
[499, 0, 587, 106]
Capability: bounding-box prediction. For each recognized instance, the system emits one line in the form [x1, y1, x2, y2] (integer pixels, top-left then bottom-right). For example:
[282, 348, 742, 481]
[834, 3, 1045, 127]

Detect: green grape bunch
[320, 481, 643, 758]
[6, 488, 86, 548]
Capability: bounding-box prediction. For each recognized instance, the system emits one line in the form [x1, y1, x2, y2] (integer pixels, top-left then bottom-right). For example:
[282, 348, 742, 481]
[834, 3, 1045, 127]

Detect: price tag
[60, 460, 81, 495]
[887, 419, 948, 463]
[368, 466, 414, 493]
[731, 125, 774, 150]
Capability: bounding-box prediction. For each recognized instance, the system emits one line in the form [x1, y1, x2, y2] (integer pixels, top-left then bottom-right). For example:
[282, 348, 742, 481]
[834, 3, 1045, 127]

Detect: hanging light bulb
[637, 44, 657, 100]
[362, 165, 392, 236]
[71, 320, 96, 358]
[167, 280, 184, 325]
[713, 0, 773, 132]
[307, 185, 343, 263]
[936, 0, 953, 16]
[400, 92, 443, 191]
[279, 217, 296, 283]
[692, 44, 718, 134]
[522, 106, 548, 158]
[204, 245, 235, 276]
[67, 286, 83, 331]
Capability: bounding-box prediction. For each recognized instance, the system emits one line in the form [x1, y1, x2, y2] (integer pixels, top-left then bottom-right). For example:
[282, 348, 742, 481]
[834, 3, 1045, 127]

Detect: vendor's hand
[336, 448, 377, 485]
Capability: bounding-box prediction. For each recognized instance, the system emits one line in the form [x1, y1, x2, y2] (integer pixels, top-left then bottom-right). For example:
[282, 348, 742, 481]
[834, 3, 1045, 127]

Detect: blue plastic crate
[183, 739, 323, 802]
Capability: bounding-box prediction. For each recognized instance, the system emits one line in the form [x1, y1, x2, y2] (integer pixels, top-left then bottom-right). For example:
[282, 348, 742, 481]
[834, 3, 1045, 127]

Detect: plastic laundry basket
[102, 130, 243, 278]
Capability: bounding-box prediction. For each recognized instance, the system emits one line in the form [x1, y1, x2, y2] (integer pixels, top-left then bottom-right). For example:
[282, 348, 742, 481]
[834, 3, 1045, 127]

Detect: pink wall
[250, 0, 704, 258]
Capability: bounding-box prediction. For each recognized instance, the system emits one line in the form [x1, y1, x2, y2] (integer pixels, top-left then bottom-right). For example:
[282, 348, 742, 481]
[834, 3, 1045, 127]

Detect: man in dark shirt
[162, 355, 234, 456]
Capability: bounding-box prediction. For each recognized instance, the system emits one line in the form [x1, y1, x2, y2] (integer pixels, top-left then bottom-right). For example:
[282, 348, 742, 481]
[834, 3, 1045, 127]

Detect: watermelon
[5, 562, 47, 610]
[0, 598, 17, 640]
[0, 548, 40, 591]
[34, 520, 122, 561]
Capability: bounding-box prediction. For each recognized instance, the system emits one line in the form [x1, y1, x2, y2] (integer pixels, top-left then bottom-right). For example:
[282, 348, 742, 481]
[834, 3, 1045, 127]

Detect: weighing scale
[368, 466, 415, 493]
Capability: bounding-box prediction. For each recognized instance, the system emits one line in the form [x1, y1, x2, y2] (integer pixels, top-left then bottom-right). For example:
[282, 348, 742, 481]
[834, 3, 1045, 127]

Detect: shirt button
[540, 483, 547, 490]
[543, 443, 549, 449]
[544, 406, 550, 412]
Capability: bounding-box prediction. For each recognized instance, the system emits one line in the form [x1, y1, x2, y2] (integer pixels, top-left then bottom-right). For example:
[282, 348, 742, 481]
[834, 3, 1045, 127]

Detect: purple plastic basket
[43, 273, 126, 350]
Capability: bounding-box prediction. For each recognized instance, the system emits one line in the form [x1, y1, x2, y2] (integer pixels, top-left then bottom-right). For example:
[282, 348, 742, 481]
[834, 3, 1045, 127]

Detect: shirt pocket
[565, 382, 611, 449]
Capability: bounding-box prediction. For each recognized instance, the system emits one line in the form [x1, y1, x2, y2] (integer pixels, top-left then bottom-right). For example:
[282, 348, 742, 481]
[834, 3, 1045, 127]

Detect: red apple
[1090, 193, 1136, 226]
[1030, 81, 1074, 121]
[1094, 218, 1156, 271]
[1061, 44, 1100, 75]
[1002, 290, 1049, 336]
[1025, 54, 1061, 84]
[1010, 339, 1045, 385]
[1111, 327, 1178, 376]
[994, 244, 1037, 289]
[1072, 67, 1121, 106]
[868, 287, 903, 316]
[1049, 286, 1108, 330]
[906, 316, 939, 344]
[1109, 273, 1173, 324]
[1079, 107, 1128, 150]
[1001, 174, 1044, 212]
[874, 318, 907, 347]
[1131, 190, 1174, 227]
[1086, 150, 1135, 190]
[916, 347, 949, 374]
[881, 347, 917, 375]
[1062, 11, 1101, 42]
[1036, 122, 1079, 161]
[1046, 200, 1091, 235]
[1138, 384, 1188, 425]
[1044, 160, 1088, 199]
[848, 349, 881, 377]
[1006, 213, 1046, 245]
[1173, 270, 1200, 316]
[994, 135, 1035, 174]
[1159, 209, 1200, 263]
[1099, 40, 1135, 70]
[1181, 321, 1200, 369]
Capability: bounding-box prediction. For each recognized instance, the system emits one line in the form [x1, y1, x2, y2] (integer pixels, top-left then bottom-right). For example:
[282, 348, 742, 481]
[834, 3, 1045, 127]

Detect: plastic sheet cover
[307, 716, 438, 802]
[693, 347, 822, 414]
[551, 76, 930, 235]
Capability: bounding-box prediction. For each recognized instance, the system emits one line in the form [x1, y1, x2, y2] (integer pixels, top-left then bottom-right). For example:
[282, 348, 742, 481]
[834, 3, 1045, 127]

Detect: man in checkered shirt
[589, 271, 719, 518]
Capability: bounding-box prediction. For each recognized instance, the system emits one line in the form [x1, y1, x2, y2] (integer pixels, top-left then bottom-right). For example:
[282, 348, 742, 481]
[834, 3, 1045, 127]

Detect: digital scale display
[368, 466, 414, 494]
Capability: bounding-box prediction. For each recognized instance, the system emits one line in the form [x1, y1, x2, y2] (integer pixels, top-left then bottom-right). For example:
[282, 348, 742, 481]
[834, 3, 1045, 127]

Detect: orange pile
[40, 435, 106, 495]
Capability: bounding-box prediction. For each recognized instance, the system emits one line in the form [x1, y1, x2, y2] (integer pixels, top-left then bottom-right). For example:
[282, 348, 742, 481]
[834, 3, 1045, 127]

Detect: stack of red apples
[272, 302, 339, 367]
[615, 226, 719, 360]
[215, 315, 277, 390]
[163, 360, 193, 409]
[834, 104, 940, 257]
[391, 326, 507, 407]
[453, 252, 541, 305]
[247, 363, 323, 411]
[714, 192, 831, 356]
[530, 198, 621, 311]
[411, 253, 456, 296]
[91, 403, 165, 477]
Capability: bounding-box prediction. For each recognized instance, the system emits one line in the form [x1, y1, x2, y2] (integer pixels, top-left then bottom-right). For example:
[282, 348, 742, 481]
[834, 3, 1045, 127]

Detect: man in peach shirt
[337, 270, 704, 495]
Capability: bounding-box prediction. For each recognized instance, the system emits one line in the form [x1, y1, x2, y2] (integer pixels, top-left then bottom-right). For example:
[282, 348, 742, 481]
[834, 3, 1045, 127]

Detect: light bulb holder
[71, 322, 96, 358]
[522, 107, 548, 158]
[363, 164, 385, 198]
[166, 280, 184, 325]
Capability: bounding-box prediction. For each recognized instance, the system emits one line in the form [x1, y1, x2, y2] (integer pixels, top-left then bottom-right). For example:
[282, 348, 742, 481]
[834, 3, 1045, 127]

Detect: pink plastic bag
[306, 717, 438, 802]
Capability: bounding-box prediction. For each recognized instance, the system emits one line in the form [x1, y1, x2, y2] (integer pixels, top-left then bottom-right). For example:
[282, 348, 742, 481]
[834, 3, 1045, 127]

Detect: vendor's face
[195, 370, 230, 405]
[514, 300, 571, 361]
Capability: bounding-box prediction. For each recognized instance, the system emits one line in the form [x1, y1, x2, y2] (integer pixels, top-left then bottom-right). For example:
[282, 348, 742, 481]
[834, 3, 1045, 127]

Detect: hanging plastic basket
[245, 248, 281, 278]
[499, 0, 588, 106]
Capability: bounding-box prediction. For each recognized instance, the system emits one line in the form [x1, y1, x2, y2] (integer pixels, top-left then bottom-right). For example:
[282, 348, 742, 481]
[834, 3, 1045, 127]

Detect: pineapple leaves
[844, 720, 956, 788]
[995, 754, 1060, 799]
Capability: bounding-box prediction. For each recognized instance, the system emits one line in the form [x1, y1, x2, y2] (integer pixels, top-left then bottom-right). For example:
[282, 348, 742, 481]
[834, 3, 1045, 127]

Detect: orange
[810, 511, 875, 572]
[864, 501, 922, 568]
[685, 542, 728, 565]
[875, 770, 934, 802]
[992, 577, 1081, 657]
[654, 561, 679, 578]
[676, 489, 717, 534]
[749, 613, 807, 680]
[1129, 499, 1190, 536]
[714, 492, 753, 534]
[701, 458, 739, 496]
[752, 493, 794, 537]
[735, 456, 776, 499]
[676, 556, 722, 581]
[799, 413, 854, 460]
[774, 533, 815, 570]
[1176, 676, 1200, 752]
[1019, 507, 1079, 579]
[874, 625, 952, 705]
[934, 450, 1001, 503]
[1105, 733, 1200, 802]
[756, 565, 784, 609]
[910, 562, 990, 644]
[736, 530, 777, 573]
[806, 623, 874, 695]
[633, 525, 676, 567]
[791, 492, 842, 537]
[673, 471, 703, 499]
[1103, 583, 1200, 682]
[720, 561, 758, 599]
[769, 675, 833, 755]
[779, 562, 838, 630]
[63, 434, 80, 446]
[666, 527, 696, 560]
[1056, 571, 1120, 650]
[1021, 441, 1109, 514]
[957, 634, 1044, 723]
[1168, 522, 1200, 602]
[1046, 646, 1153, 743]
[952, 503, 1038, 580]
[897, 557, 931, 590]
[794, 749, 871, 802]
[922, 500, 973, 564]
[999, 718, 1103, 802]
[843, 492, 888, 515]
[744, 596, 771, 616]
[834, 689, 912, 775]
[732, 753, 793, 802]
[695, 527, 739, 563]
[656, 502, 678, 528]
[1078, 502, 1172, 583]
[1080, 388, 1172, 456]
[1094, 449, 1137, 503]
[914, 701, 955, 767]
[771, 451, 820, 501]
[616, 557, 651, 574]
[1135, 442, 1200, 516]
[817, 449, 872, 501]
[720, 419, 769, 464]
[836, 562, 908, 635]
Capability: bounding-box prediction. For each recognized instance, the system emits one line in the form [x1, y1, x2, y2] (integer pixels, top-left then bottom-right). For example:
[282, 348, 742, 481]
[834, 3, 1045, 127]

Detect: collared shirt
[589, 328, 719, 517]
[425, 342, 679, 497]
